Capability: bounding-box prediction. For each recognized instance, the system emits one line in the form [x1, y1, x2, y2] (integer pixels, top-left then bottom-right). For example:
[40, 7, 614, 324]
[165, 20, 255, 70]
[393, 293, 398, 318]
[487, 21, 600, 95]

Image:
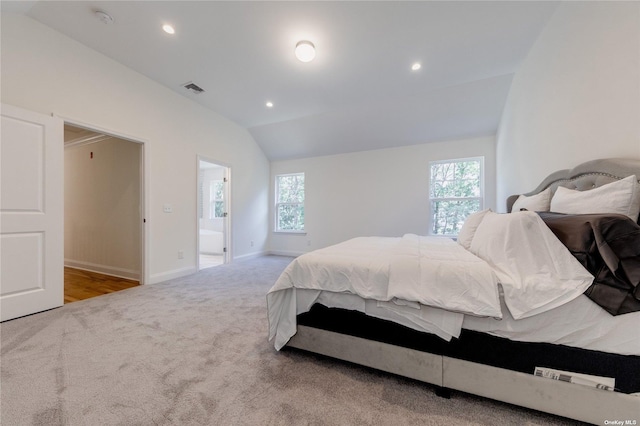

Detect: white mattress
[304, 289, 640, 357]
[462, 293, 640, 356]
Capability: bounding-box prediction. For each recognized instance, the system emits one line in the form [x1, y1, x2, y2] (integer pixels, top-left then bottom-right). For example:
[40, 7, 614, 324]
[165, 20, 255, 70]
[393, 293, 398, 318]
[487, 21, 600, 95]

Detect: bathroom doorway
[197, 157, 230, 270]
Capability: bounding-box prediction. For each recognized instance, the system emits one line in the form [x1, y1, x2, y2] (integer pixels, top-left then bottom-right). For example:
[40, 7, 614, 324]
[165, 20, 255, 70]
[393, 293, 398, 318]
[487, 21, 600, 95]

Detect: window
[209, 180, 224, 219]
[429, 157, 483, 236]
[275, 173, 305, 232]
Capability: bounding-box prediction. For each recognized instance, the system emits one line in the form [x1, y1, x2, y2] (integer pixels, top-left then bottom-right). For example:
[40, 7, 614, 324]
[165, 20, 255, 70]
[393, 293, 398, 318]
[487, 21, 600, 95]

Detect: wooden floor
[64, 267, 140, 304]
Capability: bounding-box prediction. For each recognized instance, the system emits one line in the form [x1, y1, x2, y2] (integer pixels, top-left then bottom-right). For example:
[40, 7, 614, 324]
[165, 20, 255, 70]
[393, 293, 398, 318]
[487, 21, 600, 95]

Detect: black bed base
[297, 304, 640, 394]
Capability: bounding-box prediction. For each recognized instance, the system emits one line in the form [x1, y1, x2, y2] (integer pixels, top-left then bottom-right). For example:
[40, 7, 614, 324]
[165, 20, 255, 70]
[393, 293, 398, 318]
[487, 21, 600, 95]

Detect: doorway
[197, 157, 230, 270]
[63, 124, 145, 302]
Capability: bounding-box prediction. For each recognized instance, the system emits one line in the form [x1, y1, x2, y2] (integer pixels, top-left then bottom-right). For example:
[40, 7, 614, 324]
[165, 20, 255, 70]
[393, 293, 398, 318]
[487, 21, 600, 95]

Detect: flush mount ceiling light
[162, 24, 175, 35]
[295, 40, 316, 63]
[94, 10, 114, 25]
[266, 101, 274, 108]
[411, 62, 422, 71]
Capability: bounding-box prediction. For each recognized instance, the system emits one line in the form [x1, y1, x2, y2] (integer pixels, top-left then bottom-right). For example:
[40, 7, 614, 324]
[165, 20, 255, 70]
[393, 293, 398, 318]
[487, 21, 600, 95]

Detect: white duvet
[268, 211, 594, 351]
[388, 234, 501, 318]
[267, 235, 500, 350]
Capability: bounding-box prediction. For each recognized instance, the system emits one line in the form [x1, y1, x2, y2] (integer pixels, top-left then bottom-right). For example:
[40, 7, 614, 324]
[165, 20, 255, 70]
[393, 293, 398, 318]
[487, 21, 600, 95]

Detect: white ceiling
[9, 1, 559, 160]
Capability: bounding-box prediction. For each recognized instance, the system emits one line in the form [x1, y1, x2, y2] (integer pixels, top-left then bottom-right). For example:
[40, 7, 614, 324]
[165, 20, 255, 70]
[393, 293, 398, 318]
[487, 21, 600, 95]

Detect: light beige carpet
[1, 255, 582, 425]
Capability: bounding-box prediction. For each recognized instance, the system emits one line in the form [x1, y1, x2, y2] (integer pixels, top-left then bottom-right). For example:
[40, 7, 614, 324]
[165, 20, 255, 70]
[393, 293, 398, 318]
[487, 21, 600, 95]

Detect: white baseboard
[148, 266, 197, 284]
[233, 250, 268, 262]
[268, 250, 304, 257]
[64, 259, 140, 281]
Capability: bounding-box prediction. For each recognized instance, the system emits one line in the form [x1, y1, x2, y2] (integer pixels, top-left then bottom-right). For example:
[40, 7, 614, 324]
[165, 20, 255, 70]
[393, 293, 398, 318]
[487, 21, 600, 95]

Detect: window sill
[273, 230, 307, 235]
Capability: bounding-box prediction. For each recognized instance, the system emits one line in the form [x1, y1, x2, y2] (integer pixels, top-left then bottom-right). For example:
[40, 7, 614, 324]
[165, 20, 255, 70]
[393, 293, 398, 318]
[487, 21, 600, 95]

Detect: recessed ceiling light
[266, 101, 274, 108]
[295, 41, 316, 63]
[411, 63, 421, 71]
[162, 24, 175, 35]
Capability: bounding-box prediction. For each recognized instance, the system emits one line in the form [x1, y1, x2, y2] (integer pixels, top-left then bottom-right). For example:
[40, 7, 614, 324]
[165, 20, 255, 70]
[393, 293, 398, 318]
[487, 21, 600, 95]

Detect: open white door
[197, 158, 231, 270]
[1, 104, 64, 321]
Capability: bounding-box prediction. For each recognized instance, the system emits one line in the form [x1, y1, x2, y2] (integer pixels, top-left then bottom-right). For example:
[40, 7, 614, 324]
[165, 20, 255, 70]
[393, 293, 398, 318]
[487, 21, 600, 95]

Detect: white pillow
[457, 208, 491, 250]
[550, 175, 640, 221]
[511, 188, 551, 212]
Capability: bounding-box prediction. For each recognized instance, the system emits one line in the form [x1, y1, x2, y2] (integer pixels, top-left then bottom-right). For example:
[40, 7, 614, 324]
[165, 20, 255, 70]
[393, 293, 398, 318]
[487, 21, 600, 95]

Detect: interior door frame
[196, 155, 232, 270]
[58, 116, 149, 285]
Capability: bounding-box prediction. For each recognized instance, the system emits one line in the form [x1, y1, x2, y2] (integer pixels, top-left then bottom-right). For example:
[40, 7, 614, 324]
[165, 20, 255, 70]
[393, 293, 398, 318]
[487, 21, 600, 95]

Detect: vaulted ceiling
[7, 1, 559, 160]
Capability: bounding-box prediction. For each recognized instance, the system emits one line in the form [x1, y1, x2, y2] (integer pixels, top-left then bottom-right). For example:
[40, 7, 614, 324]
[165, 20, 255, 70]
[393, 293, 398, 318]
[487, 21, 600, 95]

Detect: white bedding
[267, 235, 499, 350]
[388, 234, 501, 318]
[463, 294, 640, 356]
[267, 211, 598, 352]
[469, 211, 594, 319]
[295, 289, 464, 341]
[293, 290, 640, 356]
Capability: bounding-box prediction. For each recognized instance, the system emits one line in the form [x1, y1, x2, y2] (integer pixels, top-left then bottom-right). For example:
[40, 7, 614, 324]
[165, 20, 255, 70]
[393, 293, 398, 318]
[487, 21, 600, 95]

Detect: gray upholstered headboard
[506, 158, 640, 216]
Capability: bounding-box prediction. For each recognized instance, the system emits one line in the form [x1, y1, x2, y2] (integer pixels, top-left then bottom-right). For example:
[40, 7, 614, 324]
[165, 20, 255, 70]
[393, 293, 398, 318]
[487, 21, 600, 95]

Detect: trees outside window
[275, 173, 305, 232]
[429, 158, 483, 236]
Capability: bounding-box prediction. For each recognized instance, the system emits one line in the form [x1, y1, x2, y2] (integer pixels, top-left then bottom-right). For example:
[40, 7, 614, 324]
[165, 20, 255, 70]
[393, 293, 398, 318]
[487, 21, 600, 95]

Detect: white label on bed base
[534, 367, 615, 391]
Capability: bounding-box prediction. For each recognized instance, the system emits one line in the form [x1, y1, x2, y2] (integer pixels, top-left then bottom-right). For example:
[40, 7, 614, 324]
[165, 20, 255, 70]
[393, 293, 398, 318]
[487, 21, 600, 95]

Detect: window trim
[428, 156, 484, 237]
[274, 172, 305, 233]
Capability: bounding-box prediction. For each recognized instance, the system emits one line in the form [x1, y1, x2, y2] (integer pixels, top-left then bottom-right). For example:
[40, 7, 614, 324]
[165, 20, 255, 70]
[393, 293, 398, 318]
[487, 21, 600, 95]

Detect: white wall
[1, 14, 270, 283]
[496, 2, 640, 208]
[65, 138, 141, 279]
[270, 136, 496, 255]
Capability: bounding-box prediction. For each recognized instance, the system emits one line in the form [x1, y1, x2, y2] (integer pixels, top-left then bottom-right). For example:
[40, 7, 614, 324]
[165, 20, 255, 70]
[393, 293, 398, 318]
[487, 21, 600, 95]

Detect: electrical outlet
[250, 241, 254, 247]
[307, 240, 311, 246]
[163, 204, 173, 213]
[178, 250, 184, 259]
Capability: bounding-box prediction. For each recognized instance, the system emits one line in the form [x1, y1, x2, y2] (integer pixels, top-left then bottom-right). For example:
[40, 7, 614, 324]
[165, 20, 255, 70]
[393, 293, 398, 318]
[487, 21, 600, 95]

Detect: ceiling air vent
[182, 82, 205, 94]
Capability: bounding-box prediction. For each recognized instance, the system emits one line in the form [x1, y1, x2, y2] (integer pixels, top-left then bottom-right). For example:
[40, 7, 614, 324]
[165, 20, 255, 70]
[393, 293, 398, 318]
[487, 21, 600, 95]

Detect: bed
[267, 158, 640, 424]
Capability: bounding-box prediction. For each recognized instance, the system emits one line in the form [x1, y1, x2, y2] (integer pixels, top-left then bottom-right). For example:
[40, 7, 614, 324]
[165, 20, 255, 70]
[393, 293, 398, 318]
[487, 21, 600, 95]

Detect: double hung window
[275, 173, 305, 232]
[210, 180, 224, 219]
[429, 157, 484, 236]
